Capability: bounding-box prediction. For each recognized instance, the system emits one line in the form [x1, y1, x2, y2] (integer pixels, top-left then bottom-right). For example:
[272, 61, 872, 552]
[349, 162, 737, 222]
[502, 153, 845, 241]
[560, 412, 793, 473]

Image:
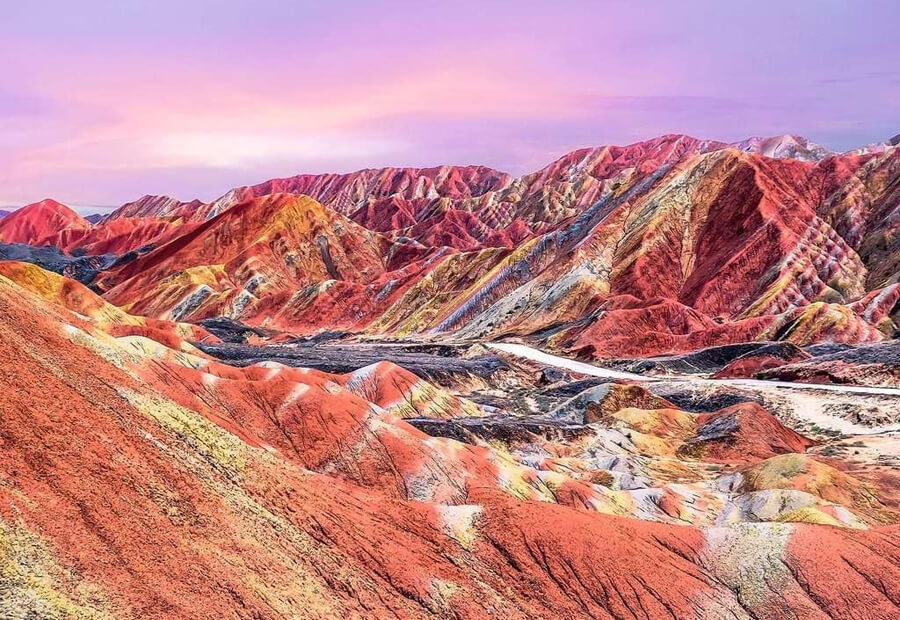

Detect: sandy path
[486, 342, 900, 435]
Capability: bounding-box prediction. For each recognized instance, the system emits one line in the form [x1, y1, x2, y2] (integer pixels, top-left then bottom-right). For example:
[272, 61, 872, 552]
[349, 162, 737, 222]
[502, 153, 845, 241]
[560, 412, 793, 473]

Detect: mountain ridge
[94, 133, 872, 224]
[3, 134, 900, 358]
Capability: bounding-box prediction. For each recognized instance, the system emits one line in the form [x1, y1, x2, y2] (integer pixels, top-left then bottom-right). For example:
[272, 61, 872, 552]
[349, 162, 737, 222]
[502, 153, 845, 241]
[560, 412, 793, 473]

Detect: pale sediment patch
[702, 523, 822, 617]
[280, 383, 310, 409]
[437, 504, 483, 551]
[0, 517, 113, 619]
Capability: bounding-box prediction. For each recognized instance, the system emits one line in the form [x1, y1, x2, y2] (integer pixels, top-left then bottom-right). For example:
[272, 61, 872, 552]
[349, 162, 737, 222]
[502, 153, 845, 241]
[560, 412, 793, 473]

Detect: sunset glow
[2, 0, 898, 205]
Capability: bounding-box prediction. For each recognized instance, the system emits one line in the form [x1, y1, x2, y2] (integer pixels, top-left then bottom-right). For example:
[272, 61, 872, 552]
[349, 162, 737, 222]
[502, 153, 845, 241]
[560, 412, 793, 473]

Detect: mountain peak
[227, 192, 334, 227]
[22, 198, 82, 215]
[0, 199, 91, 246]
[729, 134, 832, 162]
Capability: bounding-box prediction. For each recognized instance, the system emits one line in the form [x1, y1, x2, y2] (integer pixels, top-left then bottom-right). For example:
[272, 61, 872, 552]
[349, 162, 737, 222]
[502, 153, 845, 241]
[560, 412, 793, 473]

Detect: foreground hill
[2, 261, 900, 618]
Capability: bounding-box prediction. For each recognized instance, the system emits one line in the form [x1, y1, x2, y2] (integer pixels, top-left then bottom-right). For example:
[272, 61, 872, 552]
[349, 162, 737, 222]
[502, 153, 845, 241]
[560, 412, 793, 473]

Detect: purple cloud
[1, 0, 898, 206]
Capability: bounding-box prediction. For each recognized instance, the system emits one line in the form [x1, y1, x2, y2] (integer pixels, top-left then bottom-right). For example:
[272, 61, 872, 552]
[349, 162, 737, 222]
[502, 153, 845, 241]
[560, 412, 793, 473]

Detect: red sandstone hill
[67, 216, 187, 255]
[0, 199, 189, 256]
[0, 199, 91, 246]
[392, 146, 896, 358]
[192, 164, 513, 222]
[104, 193, 204, 220]
[99, 134, 827, 232]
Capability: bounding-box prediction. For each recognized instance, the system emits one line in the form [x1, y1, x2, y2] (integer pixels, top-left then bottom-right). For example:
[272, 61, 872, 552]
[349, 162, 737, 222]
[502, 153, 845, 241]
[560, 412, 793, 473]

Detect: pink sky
[2, 0, 898, 208]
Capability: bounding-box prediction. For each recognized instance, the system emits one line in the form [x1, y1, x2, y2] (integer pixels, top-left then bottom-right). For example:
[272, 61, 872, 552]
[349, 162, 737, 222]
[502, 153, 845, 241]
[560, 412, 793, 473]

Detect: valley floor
[488, 341, 900, 435]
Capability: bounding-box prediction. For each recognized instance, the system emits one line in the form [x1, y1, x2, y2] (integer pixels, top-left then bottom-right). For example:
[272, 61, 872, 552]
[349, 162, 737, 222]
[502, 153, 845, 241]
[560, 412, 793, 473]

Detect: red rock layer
[682, 403, 816, 464]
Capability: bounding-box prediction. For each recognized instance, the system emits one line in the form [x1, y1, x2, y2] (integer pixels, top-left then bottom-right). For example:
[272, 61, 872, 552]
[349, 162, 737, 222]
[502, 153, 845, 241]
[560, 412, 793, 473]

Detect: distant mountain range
[2, 133, 900, 358]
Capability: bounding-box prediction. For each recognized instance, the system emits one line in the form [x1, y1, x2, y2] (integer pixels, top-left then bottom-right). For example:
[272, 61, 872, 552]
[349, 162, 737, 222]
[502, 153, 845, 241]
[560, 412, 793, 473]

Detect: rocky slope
[2, 261, 900, 618]
[96, 193, 394, 321]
